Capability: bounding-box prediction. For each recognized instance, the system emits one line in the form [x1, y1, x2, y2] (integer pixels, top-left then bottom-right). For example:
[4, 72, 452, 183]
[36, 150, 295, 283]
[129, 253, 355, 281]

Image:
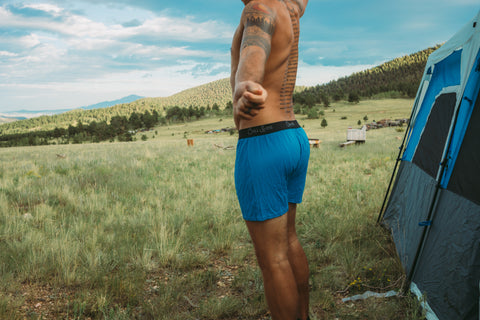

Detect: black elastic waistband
[238, 120, 300, 139]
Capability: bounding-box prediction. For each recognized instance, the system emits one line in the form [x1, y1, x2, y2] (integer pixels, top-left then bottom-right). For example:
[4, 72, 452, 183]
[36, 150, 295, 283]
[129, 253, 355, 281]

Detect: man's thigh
[245, 214, 289, 267]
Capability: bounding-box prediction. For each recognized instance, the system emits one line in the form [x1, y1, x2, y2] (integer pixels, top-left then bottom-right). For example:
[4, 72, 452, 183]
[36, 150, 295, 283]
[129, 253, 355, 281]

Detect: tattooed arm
[236, 2, 275, 84]
[232, 2, 276, 124]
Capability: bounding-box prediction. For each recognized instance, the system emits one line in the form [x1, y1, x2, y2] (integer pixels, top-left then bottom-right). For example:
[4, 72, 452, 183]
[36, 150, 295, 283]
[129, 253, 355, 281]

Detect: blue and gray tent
[378, 10, 480, 320]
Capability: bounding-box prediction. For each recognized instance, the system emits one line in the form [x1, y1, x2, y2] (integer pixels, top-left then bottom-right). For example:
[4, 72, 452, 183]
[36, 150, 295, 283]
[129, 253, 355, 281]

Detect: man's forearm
[235, 47, 267, 90]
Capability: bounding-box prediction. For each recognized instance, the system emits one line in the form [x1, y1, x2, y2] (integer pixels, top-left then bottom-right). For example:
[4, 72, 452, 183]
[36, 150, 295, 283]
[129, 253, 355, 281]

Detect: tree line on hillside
[292, 46, 440, 107]
[0, 103, 231, 148]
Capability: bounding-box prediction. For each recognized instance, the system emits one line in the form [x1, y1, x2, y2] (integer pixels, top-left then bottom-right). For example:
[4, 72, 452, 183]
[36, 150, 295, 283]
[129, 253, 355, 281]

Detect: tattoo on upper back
[241, 3, 276, 57]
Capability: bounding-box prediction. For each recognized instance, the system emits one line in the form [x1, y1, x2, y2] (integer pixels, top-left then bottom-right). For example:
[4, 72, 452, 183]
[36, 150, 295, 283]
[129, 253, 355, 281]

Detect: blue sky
[0, 0, 478, 112]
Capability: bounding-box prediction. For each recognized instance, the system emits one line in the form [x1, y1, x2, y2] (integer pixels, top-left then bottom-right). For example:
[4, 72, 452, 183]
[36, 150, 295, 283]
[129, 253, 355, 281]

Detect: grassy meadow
[0, 99, 426, 319]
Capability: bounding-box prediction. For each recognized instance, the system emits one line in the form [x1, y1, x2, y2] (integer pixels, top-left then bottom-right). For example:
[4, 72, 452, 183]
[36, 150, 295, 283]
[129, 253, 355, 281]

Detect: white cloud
[0, 3, 231, 89]
[297, 61, 375, 86]
[0, 51, 17, 57]
[22, 3, 63, 15]
[67, 36, 117, 51]
[130, 16, 233, 42]
[0, 4, 232, 43]
[0, 6, 10, 18]
[19, 34, 42, 48]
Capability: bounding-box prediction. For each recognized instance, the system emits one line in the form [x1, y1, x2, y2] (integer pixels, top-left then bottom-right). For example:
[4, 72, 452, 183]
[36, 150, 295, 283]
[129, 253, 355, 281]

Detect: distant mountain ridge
[0, 116, 24, 124]
[80, 94, 144, 110]
[0, 95, 144, 124]
[0, 109, 71, 121]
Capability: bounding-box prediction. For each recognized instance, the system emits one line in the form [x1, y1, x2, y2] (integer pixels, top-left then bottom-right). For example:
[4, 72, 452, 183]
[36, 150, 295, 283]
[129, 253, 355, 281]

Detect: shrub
[307, 108, 319, 119]
[321, 118, 328, 128]
[348, 92, 360, 104]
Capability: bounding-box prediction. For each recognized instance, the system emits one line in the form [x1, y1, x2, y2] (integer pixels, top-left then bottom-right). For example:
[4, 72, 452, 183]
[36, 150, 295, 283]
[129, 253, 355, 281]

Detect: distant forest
[0, 104, 231, 147]
[293, 45, 440, 107]
[0, 46, 440, 147]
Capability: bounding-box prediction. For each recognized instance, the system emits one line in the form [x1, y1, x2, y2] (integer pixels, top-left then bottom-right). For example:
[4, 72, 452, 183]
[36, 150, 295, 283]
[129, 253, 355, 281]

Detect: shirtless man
[231, 1, 310, 319]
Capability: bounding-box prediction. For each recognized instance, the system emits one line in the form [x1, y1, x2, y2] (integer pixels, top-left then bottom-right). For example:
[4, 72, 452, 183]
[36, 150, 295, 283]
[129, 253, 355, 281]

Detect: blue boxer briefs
[235, 120, 310, 221]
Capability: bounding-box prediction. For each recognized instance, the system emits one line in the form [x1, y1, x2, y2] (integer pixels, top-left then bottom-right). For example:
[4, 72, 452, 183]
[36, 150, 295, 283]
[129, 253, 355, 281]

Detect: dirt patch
[14, 282, 80, 319]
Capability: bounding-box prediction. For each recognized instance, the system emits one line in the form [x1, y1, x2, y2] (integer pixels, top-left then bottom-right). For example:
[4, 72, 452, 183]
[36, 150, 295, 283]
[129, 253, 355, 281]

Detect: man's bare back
[231, 0, 307, 130]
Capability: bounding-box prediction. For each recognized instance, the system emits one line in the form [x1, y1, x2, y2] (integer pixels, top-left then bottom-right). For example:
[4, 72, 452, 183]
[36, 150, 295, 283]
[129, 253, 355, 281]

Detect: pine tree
[321, 118, 328, 128]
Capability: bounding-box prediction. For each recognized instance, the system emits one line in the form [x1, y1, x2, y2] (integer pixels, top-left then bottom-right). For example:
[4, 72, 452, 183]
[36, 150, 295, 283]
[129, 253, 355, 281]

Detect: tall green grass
[0, 99, 425, 319]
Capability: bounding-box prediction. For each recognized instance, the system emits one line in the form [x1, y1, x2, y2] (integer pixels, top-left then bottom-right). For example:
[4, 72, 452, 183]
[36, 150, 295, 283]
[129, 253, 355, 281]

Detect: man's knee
[256, 252, 290, 273]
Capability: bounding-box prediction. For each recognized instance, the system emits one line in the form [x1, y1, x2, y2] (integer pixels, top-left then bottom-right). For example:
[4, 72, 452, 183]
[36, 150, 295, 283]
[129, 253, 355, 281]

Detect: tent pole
[376, 77, 429, 224]
[376, 126, 409, 224]
[376, 91, 424, 224]
[406, 184, 442, 282]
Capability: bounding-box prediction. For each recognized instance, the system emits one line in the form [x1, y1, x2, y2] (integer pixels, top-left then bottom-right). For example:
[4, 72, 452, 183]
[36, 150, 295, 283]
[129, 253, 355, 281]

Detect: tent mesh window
[412, 92, 457, 178]
[447, 89, 480, 205]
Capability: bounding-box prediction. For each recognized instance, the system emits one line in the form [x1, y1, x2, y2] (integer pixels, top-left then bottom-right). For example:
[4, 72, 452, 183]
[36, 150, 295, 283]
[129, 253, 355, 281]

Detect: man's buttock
[234, 120, 310, 221]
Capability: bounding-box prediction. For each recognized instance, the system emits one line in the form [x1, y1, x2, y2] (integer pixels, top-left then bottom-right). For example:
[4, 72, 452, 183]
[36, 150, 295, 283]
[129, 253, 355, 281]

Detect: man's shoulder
[245, 0, 305, 18]
[241, 0, 280, 26]
[241, 0, 305, 26]
[243, 0, 278, 14]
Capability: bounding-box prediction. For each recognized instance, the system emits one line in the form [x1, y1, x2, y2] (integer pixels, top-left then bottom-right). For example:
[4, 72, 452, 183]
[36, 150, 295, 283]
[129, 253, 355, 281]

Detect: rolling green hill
[144, 78, 232, 109]
[0, 79, 233, 135]
[295, 45, 441, 104]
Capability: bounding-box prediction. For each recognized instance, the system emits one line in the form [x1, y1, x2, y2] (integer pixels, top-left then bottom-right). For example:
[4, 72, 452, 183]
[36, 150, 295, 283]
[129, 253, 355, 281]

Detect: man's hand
[233, 80, 268, 121]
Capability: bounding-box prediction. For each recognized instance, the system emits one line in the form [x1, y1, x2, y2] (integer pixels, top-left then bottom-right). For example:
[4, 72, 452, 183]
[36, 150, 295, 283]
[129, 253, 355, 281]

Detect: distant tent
[378, 10, 480, 320]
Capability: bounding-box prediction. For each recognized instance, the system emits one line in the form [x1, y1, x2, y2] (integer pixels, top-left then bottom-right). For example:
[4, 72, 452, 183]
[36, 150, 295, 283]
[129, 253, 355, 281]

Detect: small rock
[23, 213, 33, 220]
